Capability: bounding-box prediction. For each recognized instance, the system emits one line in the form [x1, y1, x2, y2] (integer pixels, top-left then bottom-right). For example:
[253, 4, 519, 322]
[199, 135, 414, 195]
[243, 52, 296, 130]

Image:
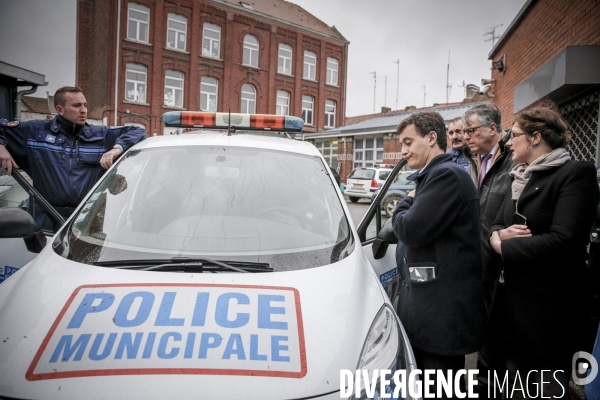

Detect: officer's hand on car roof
[0, 145, 18, 176]
[100, 147, 123, 170]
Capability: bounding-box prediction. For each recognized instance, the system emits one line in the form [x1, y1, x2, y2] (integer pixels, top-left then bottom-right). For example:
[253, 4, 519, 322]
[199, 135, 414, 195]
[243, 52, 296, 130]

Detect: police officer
[0, 86, 146, 221]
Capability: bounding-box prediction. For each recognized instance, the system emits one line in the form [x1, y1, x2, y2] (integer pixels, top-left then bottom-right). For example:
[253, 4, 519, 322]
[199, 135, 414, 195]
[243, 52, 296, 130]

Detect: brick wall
[490, 0, 600, 124]
[77, 0, 348, 135]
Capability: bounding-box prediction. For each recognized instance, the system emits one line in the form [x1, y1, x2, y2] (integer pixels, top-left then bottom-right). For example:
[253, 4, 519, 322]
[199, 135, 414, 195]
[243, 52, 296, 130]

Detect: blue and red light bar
[163, 111, 304, 132]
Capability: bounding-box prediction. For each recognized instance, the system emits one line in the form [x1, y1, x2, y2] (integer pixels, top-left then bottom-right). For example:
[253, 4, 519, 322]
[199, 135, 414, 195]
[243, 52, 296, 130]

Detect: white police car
[0, 112, 416, 399]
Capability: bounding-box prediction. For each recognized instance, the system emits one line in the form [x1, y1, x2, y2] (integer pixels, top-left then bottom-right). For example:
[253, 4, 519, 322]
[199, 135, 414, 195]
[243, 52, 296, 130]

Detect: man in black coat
[392, 111, 486, 395]
[462, 103, 516, 396]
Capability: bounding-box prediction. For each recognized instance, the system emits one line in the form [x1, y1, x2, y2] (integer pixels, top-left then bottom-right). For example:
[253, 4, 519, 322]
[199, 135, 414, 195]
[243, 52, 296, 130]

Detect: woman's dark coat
[490, 160, 599, 362]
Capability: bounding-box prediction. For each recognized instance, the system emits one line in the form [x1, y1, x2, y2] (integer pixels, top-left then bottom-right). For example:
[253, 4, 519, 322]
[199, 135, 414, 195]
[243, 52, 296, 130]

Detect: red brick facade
[490, 0, 600, 122]
[76, 0, 348, 135]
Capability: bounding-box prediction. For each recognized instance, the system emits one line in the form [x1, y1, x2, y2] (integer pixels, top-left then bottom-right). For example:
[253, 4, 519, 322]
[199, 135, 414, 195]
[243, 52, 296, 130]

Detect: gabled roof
[306, 102, 488, 138]
[21, 95, 54, 114]
[210, 0, 348, 42]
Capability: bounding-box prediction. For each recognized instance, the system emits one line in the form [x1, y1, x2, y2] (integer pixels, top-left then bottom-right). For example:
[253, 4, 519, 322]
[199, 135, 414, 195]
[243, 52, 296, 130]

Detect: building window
[202, 23, 221, 59]
[243, 35, 259, 67]
[127, 3, 150, 43]
[354, 137, 383, 168]
[166, 13, 187, 51]
[277, 44, 292, 75]
[326, 57, 338, 86]
[315, 140, 338, 169]
[241, 84, 256, 114]
[125, 63, 147, 103]
[200, 77, 218, 111]
[325, 99, 336, 128]
[302, 95, 314, 125]
[303, 51, 316, 80]
[164, 70, 184, 108]
[276, 90, 290, 116]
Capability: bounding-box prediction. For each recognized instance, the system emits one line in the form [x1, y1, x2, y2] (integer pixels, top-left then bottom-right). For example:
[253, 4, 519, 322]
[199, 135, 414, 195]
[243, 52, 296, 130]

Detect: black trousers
[476, 283, 570, 400]
[412, 347, 466, 399]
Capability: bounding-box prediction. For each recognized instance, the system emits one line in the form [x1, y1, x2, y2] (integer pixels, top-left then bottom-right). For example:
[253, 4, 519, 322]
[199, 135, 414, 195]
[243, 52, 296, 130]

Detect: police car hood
[0, 247, 387, 400]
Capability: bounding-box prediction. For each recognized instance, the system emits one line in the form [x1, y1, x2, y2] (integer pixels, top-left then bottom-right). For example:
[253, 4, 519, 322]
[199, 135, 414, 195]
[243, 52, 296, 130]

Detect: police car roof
[135, 131, 320, 157]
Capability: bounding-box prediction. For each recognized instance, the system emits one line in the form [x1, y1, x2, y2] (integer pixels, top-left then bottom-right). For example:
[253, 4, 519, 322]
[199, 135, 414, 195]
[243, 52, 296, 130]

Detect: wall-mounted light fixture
[492, 54, 506, 73]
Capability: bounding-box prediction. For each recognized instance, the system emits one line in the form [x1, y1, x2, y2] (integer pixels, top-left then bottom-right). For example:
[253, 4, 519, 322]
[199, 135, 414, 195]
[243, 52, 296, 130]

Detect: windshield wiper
[93, 257, 272, 273]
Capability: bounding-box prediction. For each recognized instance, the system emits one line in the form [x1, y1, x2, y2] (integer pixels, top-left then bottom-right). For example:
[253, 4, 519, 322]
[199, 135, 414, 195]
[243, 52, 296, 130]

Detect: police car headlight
[353, 304, 408, 400]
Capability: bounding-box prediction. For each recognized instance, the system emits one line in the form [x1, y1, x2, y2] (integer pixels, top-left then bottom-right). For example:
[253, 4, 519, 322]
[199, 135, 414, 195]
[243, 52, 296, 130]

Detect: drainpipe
[114, 0, 121, 125]
[342, 42, 348, 127]
[15, 85, 41, 121]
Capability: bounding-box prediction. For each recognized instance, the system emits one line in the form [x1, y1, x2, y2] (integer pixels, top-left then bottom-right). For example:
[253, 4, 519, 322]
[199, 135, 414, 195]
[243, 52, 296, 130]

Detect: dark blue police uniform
[0, 115, 146, 211]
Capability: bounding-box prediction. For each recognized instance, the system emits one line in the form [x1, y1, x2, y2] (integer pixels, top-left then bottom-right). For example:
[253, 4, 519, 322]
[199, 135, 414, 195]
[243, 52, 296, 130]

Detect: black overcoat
[393, 153, 486, 356]
[490, 160, 599, 362]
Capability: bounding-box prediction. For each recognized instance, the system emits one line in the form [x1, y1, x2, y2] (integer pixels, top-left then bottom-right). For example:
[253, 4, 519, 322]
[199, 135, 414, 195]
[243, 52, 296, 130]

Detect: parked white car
[345, 165, 394, 203]
[0, 112, 416, 400]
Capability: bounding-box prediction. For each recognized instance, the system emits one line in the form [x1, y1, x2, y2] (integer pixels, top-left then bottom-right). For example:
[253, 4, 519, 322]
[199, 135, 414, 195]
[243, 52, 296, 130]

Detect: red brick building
[488, 0, 600, 164]
[76, 0, 348, 135]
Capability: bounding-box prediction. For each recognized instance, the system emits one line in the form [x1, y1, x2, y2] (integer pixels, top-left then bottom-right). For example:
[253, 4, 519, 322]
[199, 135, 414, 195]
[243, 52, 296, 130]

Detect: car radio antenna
[227, 109, 234, 136]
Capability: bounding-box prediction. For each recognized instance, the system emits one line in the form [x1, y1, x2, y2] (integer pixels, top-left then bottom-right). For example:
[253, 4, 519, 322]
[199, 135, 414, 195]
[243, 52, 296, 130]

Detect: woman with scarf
[488, 106, 598, 398]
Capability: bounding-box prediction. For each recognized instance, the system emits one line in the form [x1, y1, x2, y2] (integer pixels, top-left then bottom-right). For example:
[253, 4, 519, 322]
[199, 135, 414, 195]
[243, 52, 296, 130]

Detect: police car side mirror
[372, 219, 398, 259]
[0, 208, 47, 253]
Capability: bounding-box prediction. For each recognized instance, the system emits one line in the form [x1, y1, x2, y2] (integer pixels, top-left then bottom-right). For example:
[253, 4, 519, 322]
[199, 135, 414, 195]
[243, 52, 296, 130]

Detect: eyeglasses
[448, 129, 463, 135]
[509, 130, 526, 139]
[462, 125, 485, 136]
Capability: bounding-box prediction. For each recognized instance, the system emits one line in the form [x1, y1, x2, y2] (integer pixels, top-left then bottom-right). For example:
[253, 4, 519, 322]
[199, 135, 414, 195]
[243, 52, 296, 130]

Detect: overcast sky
[0, 0, 526, 117]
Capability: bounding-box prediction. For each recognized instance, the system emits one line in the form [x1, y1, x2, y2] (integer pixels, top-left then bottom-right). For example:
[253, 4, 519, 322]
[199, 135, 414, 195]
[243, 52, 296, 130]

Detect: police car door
[0, 168, 63, 283]
[357, 160, 407, 306]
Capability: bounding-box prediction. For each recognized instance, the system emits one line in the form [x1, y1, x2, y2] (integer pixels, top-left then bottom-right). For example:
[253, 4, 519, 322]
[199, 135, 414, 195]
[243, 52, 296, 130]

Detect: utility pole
[483, 24, 503, 47]
[384, 76, 387, 108]
[421, 85, 426, 108]
[393, 59, 399, 110]
[369, 71, 376, 113]
[446, 51, 452, 105]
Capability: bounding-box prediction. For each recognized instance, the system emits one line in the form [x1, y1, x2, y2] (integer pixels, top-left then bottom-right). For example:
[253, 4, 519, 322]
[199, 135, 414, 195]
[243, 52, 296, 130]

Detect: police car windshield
[62, 145, 353, 271]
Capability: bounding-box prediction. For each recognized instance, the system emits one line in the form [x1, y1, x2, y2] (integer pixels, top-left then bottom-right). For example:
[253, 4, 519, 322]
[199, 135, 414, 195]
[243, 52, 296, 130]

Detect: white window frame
[200, 76, 218, 111]
[166, 13, 187, 51]
[277, 44, 293, 75]
[276, 90, 290, 116]
[202, 22, 221, 59]
[302, 95, 314, 126]
[303, 51, 316, 80]
[125, 63, 147, 103]
[315, 139, 338, 169]
[326, 57, 339, 86]
[243, 35, 259, 67]
[241, 84, 256, 114]
[353, 137, 384, 168]
[325, 99, 336, 128]
[164, 70, 184, 108]
[127, 3, 150, 43]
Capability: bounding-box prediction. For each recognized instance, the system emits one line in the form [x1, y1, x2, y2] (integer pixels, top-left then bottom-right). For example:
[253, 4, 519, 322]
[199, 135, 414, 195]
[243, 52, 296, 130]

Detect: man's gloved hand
[100, 147, 123, 170]
[0, 144, 19, 175]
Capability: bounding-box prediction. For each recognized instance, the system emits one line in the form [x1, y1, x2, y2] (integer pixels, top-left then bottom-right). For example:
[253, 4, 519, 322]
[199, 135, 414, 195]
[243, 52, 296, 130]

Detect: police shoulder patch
[7, 121, 19, 128]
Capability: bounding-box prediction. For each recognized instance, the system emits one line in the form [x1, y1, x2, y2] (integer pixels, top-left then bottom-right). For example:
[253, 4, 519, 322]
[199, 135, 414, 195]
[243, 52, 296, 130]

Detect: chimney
[405, 105, 417, 111]
[381, 106, 391, 114]
[465, 84, 479, 99]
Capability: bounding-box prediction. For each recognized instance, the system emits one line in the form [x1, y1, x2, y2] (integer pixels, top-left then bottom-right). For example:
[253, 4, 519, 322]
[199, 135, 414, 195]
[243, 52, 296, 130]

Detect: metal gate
[558, 88, 600, 165]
